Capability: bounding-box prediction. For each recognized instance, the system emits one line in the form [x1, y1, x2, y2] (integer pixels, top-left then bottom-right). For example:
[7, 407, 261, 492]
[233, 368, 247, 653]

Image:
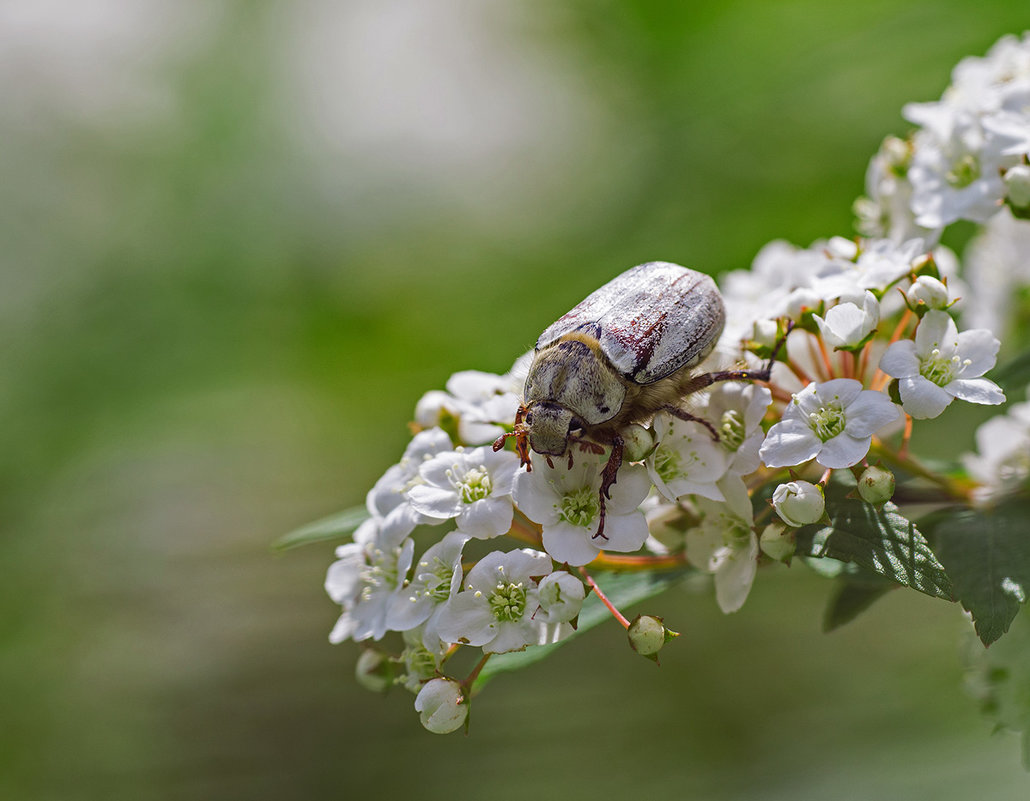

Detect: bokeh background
[3, 2, 1030, 799]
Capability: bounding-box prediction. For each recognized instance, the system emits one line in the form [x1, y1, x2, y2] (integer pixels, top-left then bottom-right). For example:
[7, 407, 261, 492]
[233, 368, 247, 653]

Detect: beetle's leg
[567, 449, 574, 470]
[660, 406, 721, 441]
[545, 455, 555, 469]
[593, 434, 624, 540]
[494, 405, 534, 470]
[569, 437, 605, 456]
[679, 320, 795, 395]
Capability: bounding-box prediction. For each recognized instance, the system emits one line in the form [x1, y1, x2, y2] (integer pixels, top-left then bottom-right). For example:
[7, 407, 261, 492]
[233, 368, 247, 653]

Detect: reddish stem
[578, 567, 631, 629]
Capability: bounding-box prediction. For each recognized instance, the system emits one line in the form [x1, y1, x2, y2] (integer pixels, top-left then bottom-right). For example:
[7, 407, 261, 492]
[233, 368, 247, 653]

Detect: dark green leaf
[472, 569, 687, 691]
[795, 499, 954, 601]
[992, 348, 1030, 391]
[272, 506, 369, 552]
[823, 574, 894, 632]
[934, 498, 1030, 646]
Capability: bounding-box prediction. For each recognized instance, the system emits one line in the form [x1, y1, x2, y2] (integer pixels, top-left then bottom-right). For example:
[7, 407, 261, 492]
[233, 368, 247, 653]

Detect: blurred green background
[3, 2, 1029, 799]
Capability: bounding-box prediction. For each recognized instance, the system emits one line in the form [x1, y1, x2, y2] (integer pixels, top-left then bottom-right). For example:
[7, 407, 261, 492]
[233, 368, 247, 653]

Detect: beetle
[493, 261, 788, 539]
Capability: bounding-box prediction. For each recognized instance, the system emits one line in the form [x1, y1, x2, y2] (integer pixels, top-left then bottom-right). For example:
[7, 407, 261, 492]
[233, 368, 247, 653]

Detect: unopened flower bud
[772, 480, 825, 527]
[355, 648, 394, 693]
[760, 521, 796, 563]
[536, 571, 586, 624]
[906, 275, 950, 312]
[627, 614, 678, 660]
[621, 423, 656, 462]
[750, 318, 780, 349]
[1004, 164, 1030, 209]
[857, 465, 895, 506]
[414, 678, 468, 734]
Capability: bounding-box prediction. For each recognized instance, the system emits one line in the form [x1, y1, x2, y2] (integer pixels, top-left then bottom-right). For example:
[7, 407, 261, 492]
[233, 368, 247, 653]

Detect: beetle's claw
[592, 492, 609, 540]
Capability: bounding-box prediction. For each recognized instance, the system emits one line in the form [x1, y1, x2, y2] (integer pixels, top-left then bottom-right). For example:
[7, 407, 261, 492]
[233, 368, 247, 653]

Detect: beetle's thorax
[523, 337, 627, 456]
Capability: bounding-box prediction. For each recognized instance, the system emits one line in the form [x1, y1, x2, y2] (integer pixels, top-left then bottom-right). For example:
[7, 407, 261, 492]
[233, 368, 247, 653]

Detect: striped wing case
[535, 262, 726, 385]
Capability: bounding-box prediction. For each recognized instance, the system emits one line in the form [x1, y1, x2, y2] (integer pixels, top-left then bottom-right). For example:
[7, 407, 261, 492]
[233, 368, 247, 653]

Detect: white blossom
[513, 450, 650, 567]
[325, 534, 415, 644]
[879, 310, 1004, 419]
[435, 549, 554, 653]
[705, 383, 773, 476]
[964, 397, 1030, 504]
[760, 379, 900, 469]
[685, 476, 759, 614]
[414, 369, 521, 446]
[407, 446, 519, 538]
[646, 411, 731, 503]
[387, 531, 469, 648]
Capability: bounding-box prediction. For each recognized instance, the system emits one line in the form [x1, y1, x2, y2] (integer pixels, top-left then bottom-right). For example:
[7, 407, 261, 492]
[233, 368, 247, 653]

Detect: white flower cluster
[855, 32, 1030, 242]
[315, 33, 1027, 734]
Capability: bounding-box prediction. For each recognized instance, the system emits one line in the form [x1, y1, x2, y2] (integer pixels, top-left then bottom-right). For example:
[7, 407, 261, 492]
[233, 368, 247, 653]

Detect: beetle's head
[525, 402, 582, 457]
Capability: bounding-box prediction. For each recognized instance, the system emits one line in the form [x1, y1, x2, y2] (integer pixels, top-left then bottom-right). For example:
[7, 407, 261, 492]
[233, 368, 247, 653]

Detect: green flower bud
[772, 480, 825, 527]
[621, 423, 656, 462]
[355, 648, 394, 693]
[760, 521, 796, 563]
[414, 678, 468, 734]
[627, 614, 679, 662]
[857, 465, 895, 506]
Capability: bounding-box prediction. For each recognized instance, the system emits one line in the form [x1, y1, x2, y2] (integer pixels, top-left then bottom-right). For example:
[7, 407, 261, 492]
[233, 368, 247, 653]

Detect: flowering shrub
[281, 33, 1030, 750]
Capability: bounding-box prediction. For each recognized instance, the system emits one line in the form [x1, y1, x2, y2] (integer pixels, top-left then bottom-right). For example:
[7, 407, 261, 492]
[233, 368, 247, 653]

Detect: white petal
[595, 511, 650, 554]
[457, 497, 513, 539]
[814, 378, 864, 408]
[843, 390, 899, 437]
[406, 484, 460, 520]
[914, 310, 957, 355]
[954, 328, 1000, 377]
[714, 534, 759, 613]
[816, 433, 871, 469]
[946, 377, 1006, 406]
[604, 463, 653, 514]
[542, 521, 602, 566]
[759, 420, 822, 468]
[484, 621, 538, 654]
[899, 375, 954, 419]
[878, 340, 919, 379]
[511, 470, 561, 525]
[435, 595, 496, 646]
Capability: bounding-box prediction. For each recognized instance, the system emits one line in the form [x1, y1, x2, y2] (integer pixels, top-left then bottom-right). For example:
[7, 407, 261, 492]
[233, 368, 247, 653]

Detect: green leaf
[472, 569, 687, 692]
[934, 498, 1030, 646]
[272, 506, 369, 552]
[992, 347, 1030, 391]
[795, 499, 954, 601]
[823, 574, 894, 632]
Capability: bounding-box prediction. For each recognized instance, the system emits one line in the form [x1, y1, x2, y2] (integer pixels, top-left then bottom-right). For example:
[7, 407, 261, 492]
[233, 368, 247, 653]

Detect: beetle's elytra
[494, 261, 783, 538]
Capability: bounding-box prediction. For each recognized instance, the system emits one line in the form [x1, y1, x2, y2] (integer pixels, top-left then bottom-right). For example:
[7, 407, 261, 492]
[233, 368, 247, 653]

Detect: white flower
[879, 310, 1004, 419]
[435, 549, 554, 653]
[772, 480, 825, 527]
[366, 428, 453, 548]
[646, 412, 731, 503]
[407, 446, 519, 538]
[961, 207, 1030, 335]
[414, 678, 467, 734]
[414, 369, 521, 446]
[387, 531, 469, 648]
[905, 110, 1011, 228]
[513, 450, 651, 566]
[325, 534, 415, 643]
[705, 382, 773, 476]
[398, 627, 448, 693]
[685, 476, 758, 613]
[813, 291, 880, 349]
[963, 398, 1030, 504]
[760, 379, 900, 469]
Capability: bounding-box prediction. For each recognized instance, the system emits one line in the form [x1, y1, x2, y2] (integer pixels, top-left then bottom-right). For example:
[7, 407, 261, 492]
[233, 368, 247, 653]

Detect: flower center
[488, 582, 527, 622]
[359, 546, 400, 602]
[946, 153, 980, 188]
[919, 347, 968, 386]
[451, 465, 492, 503]
[807, 402, 846, 441]
[414, 556, 454, 603]
[559, 485, 599, 528]
[723, 520, 752, 550]
[719, 409, 746, 452]
[653, 444, 684, 484]
[403, 641, 439, 681]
